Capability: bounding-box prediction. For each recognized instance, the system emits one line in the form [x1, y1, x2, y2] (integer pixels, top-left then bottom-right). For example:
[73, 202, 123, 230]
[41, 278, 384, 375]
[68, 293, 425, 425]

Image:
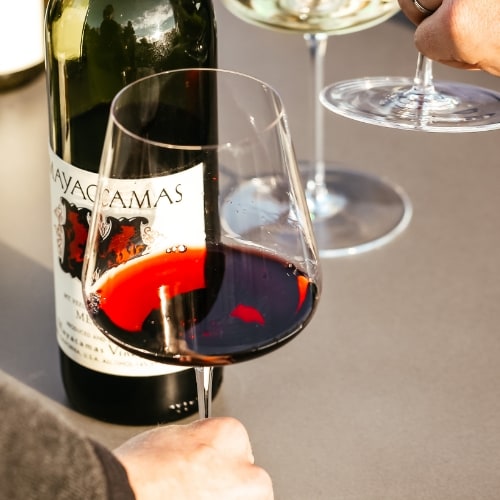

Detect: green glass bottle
[45, 0, 222, 425]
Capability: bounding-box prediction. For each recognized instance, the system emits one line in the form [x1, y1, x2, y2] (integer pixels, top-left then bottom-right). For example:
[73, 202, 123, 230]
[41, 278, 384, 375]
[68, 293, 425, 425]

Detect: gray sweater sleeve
[0, 370, 135, 500]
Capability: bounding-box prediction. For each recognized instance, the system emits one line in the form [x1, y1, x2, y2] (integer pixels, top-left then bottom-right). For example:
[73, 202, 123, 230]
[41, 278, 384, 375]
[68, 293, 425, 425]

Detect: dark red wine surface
[89, 244, 318, 365]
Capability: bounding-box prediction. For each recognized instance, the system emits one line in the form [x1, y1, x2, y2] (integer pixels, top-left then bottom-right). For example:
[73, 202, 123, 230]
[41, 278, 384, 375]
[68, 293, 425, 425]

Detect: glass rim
[109, 67, 286, 151]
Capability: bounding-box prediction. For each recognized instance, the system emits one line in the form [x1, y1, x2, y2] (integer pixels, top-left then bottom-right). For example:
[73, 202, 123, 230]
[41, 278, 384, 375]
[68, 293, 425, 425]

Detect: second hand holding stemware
[321, 1, 500, 132]
[82, 68, 321, 419]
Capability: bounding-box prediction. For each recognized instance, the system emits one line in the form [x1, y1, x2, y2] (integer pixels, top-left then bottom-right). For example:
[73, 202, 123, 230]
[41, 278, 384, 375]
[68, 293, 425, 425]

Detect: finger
[398, 0, 442, 25]
[413, 3, 453, 60]
[190, 417, 255, 463]
[243, 463, 274, 499]
[413, 1, 487, 71]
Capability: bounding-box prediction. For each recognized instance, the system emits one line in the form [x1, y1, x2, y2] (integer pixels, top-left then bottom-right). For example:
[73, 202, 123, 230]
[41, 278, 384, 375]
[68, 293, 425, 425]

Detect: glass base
[321, 77, 500, 132]
[301, 162, 413, 258]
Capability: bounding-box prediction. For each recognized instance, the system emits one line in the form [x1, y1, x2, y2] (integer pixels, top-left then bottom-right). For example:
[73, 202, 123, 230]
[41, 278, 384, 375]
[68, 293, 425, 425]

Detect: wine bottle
[45, 0, 222, 425]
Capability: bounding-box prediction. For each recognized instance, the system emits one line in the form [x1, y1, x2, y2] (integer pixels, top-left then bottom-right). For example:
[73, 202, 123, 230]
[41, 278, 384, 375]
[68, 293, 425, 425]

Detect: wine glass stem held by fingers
[320, 1, 500, 132]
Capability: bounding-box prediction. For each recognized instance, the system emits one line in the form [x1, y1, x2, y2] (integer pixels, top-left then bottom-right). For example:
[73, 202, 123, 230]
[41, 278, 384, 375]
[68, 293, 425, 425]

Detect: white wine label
[49, 148, 194, 376]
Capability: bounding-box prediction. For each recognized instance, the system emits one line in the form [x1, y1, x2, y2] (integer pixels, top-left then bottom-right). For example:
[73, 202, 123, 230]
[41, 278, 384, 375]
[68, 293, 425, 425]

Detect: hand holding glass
[321, 21, 500, 131]
[82, 69, 321, 419]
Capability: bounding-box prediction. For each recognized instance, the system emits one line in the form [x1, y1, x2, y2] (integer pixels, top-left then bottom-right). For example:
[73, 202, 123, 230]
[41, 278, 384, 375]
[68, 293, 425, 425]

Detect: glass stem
[195, 366, 213, 419]
[412, 52, 436, 95]
[304, 33, 328, 199]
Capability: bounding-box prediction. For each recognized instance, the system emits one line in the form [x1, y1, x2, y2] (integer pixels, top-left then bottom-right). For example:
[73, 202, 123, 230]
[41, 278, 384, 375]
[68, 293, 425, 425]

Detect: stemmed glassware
[321, 43, 500, 132]
[221, 0, 412, 257]
[81, 68, 321, 419]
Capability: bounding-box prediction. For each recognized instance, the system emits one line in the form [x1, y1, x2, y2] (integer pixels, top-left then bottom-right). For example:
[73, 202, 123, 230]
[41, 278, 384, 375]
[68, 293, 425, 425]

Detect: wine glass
[81, 68, 321, 419]
[220, 0, 412, 257]
[320, 39, 500, 132]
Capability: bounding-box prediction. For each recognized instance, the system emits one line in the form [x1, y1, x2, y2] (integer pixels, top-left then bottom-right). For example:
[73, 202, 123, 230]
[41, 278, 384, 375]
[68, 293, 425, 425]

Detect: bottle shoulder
[46, 0, 217, 167]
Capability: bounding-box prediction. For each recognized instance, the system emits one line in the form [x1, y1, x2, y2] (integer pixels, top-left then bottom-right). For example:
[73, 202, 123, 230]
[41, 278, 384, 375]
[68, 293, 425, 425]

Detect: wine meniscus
[221, 0, 399, 35]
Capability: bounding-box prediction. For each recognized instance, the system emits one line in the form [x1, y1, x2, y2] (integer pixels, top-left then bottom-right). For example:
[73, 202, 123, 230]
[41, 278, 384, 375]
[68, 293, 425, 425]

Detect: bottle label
[49, 149, 193, 376]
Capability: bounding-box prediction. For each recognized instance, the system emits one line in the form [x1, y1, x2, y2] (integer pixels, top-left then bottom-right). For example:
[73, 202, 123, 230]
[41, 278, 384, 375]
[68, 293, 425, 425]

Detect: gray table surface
[2, 4, 500, 499]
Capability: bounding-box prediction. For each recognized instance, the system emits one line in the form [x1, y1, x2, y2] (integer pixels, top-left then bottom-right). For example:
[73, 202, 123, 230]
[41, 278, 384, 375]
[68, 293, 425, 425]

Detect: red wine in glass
[87, 243, 319, 366]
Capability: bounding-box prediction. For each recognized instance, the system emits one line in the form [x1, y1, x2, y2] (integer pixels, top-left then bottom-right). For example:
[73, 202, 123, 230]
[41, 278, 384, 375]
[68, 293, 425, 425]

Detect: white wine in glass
[221, 0, 412, 257]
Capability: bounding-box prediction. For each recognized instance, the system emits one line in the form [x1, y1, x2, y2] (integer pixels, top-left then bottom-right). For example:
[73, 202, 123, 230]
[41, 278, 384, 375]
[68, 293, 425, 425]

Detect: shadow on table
[0, 241, 66, 404]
